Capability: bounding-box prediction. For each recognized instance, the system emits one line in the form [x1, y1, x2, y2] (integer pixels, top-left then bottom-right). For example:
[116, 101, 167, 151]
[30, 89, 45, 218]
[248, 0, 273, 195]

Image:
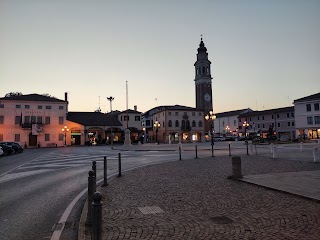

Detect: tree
[5, 92, 22, 97]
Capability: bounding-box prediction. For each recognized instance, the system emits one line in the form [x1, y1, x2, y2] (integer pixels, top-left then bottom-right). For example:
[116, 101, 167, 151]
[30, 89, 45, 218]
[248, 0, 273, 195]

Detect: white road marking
[0, 169, 56, 184]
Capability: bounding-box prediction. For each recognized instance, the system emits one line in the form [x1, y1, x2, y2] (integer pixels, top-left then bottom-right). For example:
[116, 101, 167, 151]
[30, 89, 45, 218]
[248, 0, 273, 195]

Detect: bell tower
[194, 37, 213, 115]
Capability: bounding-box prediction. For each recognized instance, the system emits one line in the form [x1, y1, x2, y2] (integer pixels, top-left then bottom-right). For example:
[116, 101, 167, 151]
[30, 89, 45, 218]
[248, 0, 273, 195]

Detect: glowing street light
[62, 125, 69, 146]
[153, 120, 160, 144]
[205, 111, 216, 156]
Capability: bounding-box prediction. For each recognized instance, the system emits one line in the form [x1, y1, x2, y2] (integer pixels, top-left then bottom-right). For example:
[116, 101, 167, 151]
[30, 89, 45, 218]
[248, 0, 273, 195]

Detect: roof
[0, 93, 66, 103]
[118, 109, 142, 114]
[238, 106, 294, 117]
[67, 112, 122, 127]
[215, 108, 252, 118]
[143, 105, 200, 116]
[293, 92, 320, 103]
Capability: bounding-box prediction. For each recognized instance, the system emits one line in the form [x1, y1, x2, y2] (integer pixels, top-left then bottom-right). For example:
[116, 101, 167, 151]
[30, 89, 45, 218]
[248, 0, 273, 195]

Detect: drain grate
[138, 206, 164, 215]
[210, 216, 234, 224]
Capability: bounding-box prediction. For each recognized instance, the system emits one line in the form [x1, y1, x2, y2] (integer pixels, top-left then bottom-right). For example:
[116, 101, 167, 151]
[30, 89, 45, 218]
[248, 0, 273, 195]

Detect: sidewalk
[80, 154, 320, 240]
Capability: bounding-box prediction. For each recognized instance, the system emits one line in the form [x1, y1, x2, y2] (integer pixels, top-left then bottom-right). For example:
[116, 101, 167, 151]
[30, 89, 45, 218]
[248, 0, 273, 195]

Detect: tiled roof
[215, 108, 252, 118]
[119, 109, 142, 114]
[238, 106, 294, 117]
[67, 112, 122, 127]
[143, 105, 200, 116]
[0, 94, 66, 103]
[293, 92, 320, 103]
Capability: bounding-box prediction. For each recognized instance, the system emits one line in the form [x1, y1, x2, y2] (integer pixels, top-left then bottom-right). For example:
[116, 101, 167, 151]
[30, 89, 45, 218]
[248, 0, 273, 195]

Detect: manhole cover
[138, 206, 164, 215]
[210, 216, 234, 224]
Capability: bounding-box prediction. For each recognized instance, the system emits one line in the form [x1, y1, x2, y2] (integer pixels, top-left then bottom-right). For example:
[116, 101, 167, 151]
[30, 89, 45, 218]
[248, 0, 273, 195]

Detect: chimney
[134, 105, 137, 111]
[65, 92, 68, 101]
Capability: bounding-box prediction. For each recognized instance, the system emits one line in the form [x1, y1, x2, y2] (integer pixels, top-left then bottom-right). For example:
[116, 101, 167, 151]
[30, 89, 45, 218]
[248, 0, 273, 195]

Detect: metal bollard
[232, 156, 242, 178]
[271, 143, 274, 154]
[102, 156, 108, 186]
[179, 145, 182, 160]
[228, 143, 231, 156]
[211, 142, 214, 157]
[86, 170, 95, 226]
[118, 153, 122, 177]
[195, 145, 198, 159]
[300, 142, 304, 152]
[313, 147, 319, 162]
[92, 192, 102, 240]
[246, 141, 249, 155]
[92, 161, 97, 185]
[272, 146, 277, 159]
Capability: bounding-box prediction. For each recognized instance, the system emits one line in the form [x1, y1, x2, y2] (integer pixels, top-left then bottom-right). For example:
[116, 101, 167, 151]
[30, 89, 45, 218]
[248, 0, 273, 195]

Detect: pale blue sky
[1, 0, 319, 113]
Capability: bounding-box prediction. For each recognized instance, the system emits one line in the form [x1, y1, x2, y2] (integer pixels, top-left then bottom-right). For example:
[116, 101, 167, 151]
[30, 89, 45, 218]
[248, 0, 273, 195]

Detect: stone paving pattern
[86, 155, 320, 240]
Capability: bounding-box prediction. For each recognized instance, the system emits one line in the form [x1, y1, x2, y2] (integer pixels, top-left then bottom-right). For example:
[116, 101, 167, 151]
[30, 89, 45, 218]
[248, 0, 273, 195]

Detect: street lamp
[205, 111, 216, 157]
[243, 121, 250, 155]
[62, 125, 69, 146]
[226, 126, 230, 136]
[153, 120, 160, 144]
[107, 96, 114, 148]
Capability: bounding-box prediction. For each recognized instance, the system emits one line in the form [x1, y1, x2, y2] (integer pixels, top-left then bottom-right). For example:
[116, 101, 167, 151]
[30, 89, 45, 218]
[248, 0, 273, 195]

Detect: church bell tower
[194, 37, 213, 115]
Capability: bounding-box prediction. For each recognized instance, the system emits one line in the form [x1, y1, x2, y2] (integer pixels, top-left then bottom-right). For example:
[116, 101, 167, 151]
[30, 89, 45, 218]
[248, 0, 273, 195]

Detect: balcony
[181, 126, 191, 131]
[21, 123, 32, 129]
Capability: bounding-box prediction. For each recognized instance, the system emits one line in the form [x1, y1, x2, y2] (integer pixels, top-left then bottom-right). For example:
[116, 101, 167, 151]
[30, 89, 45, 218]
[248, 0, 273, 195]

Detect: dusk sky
[1, 0, 319, 114]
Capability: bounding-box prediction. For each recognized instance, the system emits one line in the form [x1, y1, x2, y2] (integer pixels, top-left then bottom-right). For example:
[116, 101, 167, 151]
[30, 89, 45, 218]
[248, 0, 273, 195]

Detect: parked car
[0, 142, 23, 153]
[0, 146, 3, 156]
[0, 143, 14, 155]
[212, 136, 225, 141]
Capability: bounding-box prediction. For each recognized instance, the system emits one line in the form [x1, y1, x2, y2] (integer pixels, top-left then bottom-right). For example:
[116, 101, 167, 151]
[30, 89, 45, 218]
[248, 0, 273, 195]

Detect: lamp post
[107, 96, 114, 148]
[205, 111, 216, 157]
[226, 126, 230, 136]
[154, 120, 160, 144]
[62, 125, 69, 146]
[243, 121, 250, 155]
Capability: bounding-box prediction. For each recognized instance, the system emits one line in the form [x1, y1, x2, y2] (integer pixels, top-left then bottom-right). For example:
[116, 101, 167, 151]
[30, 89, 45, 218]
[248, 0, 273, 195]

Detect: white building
[294, 92, 320, 140]
[0, 93, 68, 147]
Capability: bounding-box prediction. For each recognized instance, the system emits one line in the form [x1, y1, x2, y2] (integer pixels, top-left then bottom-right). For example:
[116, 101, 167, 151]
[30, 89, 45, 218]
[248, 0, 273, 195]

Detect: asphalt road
[0, 142, 316, 240]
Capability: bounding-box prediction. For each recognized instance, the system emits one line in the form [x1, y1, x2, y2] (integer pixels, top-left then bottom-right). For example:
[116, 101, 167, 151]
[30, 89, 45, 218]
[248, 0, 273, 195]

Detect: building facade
[238, 106, 296, 140]
[294, 92, 320, 139]
[117, 106, 143, 142]
[0, 93, 68, 147]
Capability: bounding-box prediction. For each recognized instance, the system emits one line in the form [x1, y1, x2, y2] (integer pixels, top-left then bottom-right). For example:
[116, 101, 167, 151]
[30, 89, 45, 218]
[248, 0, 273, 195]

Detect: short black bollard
[179, 145, 182, 160]
[232, 156, 242, 178]
[92, 191, 102, 240]
[195, 145, 198, 159]
[118, 153, 122, 177]
[211, 143, 214, 157]
[102, 156, 108, 186]
[246, 141, 249, 155]
[92, 160, 97, 186]
[229, 143, 231, 156]
[86, 170, 96, 226]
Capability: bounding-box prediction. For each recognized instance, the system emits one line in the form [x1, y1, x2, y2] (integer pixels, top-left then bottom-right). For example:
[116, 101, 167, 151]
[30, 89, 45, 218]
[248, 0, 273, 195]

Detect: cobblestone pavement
[85, 155, 320, 240]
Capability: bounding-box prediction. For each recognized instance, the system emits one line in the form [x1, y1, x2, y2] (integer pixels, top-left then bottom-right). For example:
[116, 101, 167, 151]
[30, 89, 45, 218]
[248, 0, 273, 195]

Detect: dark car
[0, 143, 14, 155]
[0, 142, 23, 153]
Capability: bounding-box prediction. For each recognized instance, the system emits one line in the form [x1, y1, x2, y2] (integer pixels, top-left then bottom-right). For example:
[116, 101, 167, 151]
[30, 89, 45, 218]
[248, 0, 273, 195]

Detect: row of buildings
[0, 92, 319, 147]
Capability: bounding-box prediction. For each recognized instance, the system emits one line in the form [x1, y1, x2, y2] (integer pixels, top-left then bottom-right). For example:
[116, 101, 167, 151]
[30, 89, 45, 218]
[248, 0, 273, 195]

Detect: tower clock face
[204, 93, 211, 102]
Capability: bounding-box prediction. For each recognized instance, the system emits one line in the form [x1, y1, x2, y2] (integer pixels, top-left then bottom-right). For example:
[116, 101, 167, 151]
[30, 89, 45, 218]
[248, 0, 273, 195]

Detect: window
[24, 116, 30, 123]
[234, 120, 237, 126]
[192, 120, 196, 127]
[272, 123, 274, 127]
[0, 104, 4, 108]
[25, 105, 30, 109]
[263, 124, 265, 128]
[239, 118, 241, 122]
[45, 134, 50, 141]
[287, 113, 290, 118]
[15, 134, 20, 142]
[277, 114, 280, 119]
[46, 105, 52, 110]
[182, 120, 186, 128]
[257, 124, 260, 128]
[272, 115, 274, 119]
[15, 116, 21, 124]
[184, 112, 187, 116]
[262, 116, 265, 120]
[192, 112, 195, 116]
[249, 117, 252, 121]
[315, 116, 320, 124]
[168, 120, 172, 127]
[45, 116, 50, 124]
[0, 116, 4, 124]
[306, 104, 311, 112]
[37, 116, 42, 124]
[222, 121, 225, 127]
[175, 120, 179, 127]
[292, 122, 295, 126]
[59, 106, 64, 110]
[258, 116, 260, 120]
[239, 126, 242, 130]
[175, 112, 178, 116]
[146, 120, 150, 126]
[168, 112, 171, 116]
[315, 103, 320, 111]
[135, 116, 140, 121]
[199, 112, 202, 116]
[31, 116, 36, 123]
[38, 105, 42, 109]
[291, 112, 294, 117]
[277, 123, 280, 127]
[198, 121, 203, 127]
[16, 104, 21, 109]
[288, 122, 291, 126]
[59, 117, 64, 125]
[59, 134, 64, 141]
[307, 116, 313, 125]
[0, 134, 3, 141]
